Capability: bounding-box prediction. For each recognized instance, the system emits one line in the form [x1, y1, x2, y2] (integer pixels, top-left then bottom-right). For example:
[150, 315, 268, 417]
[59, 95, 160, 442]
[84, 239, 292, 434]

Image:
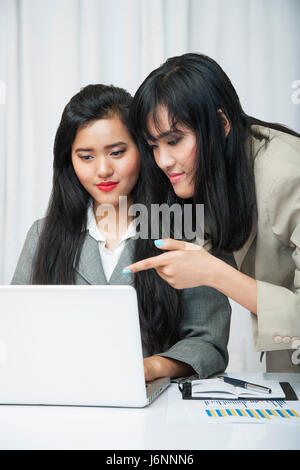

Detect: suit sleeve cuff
[253, 280, 300, 351]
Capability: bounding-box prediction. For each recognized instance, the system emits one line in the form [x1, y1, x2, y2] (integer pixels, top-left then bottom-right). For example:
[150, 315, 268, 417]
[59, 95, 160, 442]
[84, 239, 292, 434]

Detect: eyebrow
[104, 141, 127, 150]
[75, 148, 94, 153]
[147, 129, 183, 142]
[75, 142, 127, 153]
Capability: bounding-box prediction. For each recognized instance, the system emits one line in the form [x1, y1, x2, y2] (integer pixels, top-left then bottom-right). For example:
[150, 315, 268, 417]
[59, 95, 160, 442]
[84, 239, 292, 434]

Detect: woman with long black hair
[11, 83, 232, 381]
[124, 53, 300, 373]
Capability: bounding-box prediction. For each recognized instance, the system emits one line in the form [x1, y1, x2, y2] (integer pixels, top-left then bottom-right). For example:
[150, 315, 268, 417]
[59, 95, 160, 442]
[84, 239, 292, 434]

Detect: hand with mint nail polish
[120, 238, 215, 290]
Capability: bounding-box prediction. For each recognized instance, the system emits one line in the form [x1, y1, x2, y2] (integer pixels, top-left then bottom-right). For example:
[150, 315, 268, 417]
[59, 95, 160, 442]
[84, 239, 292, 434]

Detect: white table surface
[0, 372, 299, 450]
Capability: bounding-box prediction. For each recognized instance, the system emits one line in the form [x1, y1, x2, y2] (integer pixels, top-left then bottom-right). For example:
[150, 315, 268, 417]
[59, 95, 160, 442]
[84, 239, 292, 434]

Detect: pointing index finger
[123, 253, 169, 274]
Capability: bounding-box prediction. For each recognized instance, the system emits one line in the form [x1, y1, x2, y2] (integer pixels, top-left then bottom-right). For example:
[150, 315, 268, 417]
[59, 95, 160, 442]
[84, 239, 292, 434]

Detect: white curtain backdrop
[0, 0, 299, 371]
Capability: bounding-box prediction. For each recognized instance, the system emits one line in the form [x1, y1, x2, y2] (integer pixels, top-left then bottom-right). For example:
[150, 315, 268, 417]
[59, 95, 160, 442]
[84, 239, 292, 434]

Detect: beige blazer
[233, 125, 300, 372]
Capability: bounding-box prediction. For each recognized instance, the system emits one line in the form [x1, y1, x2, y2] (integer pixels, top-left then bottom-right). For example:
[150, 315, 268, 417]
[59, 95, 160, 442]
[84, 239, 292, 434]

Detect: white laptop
[0, 285, 170, 407]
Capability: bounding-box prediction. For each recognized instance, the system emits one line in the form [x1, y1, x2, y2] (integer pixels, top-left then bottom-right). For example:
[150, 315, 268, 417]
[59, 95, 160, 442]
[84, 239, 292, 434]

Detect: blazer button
[282, 336, 292, 344]
[274, 336, 282, 343]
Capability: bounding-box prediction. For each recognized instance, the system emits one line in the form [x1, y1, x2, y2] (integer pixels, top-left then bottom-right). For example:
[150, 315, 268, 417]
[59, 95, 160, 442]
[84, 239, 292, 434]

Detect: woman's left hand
[144, 355, 194, 381]
[123, 239, 219, 289]
[143, 356, 162, 382]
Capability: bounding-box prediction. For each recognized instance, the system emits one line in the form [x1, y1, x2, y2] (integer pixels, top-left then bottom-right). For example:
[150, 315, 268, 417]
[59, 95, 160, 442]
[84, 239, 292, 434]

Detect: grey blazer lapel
[75, 232, 108, 285]
[109, 238, 135, 285]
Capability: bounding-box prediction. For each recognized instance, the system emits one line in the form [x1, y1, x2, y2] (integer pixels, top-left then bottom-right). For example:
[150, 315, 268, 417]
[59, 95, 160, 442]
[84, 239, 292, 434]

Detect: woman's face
[71, 115, 140, 209]
[146, 105, 197, 199]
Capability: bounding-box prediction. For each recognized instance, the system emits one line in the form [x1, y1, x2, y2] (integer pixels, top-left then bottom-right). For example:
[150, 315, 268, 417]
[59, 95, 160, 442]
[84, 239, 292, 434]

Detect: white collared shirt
[86, 204, 136, 281]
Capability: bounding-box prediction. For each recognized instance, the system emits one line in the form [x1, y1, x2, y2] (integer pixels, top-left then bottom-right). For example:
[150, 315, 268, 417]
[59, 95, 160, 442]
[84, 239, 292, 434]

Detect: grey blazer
[11, 219, 232, 378]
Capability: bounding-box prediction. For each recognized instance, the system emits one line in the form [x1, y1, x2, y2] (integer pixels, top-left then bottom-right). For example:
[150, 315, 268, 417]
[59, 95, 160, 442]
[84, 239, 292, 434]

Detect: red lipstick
[96, 181, 119, 192]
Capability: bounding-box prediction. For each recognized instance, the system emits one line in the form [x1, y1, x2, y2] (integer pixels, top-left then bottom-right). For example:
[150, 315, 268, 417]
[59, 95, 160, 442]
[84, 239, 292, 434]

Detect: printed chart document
[167, 385, 300, 425]
[196, 399, 300, 424]
[191, 378, 285, 399]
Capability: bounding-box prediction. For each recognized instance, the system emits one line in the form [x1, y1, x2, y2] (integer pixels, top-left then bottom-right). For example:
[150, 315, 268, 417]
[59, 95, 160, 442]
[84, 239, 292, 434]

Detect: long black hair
[31, 84, 182, 355]
[129, 53, 300, 255]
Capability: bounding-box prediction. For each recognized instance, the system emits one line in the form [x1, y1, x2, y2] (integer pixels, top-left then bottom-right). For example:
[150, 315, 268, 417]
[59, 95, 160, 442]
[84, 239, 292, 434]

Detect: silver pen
[218, 376, 272, 394]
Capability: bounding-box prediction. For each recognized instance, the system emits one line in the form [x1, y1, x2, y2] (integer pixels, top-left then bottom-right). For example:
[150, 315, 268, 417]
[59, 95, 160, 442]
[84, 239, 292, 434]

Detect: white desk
[0, 373, 299, 450]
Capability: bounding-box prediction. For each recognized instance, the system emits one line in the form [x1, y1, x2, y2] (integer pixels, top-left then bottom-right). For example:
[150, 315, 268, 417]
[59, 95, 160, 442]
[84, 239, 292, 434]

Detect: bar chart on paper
[205, 408, 299, 420]
[200, 399, 300, 423]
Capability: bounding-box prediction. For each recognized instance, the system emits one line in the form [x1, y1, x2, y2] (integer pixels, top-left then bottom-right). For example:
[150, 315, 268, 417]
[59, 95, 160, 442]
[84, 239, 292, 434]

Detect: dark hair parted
[129, 53, 300, 255]
[31, 84, 182, 355]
